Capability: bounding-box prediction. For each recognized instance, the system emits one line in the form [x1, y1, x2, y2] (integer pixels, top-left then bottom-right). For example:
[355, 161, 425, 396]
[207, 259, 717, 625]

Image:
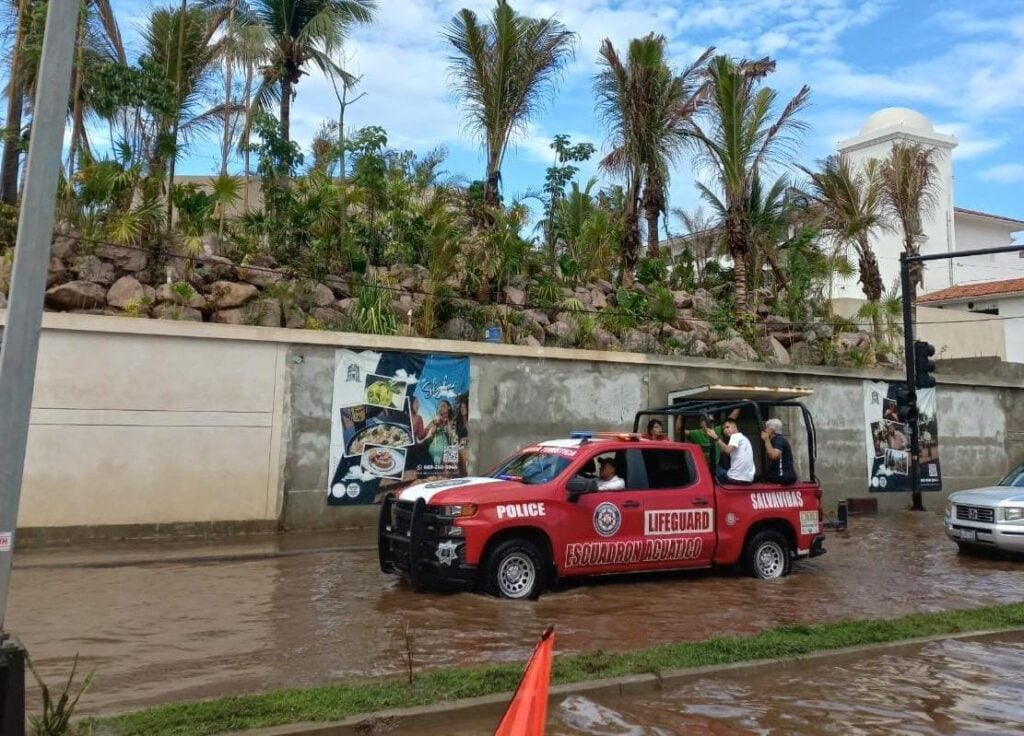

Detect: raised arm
[762, 430, 781, 459]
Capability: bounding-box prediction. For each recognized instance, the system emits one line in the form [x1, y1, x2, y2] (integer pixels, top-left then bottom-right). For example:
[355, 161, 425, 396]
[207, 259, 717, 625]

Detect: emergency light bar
[569, 431, 641, 442]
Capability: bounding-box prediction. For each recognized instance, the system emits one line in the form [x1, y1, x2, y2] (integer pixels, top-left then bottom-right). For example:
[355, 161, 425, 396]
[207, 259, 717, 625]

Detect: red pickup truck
[379, 387, 826, 599]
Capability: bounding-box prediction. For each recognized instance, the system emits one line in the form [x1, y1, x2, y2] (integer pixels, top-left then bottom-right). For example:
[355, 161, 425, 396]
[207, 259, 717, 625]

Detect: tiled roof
[919, 277, 1024, 304]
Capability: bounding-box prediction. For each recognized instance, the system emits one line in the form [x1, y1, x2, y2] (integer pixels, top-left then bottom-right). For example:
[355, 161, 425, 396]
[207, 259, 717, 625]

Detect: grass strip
[92, 601, 1024, 736]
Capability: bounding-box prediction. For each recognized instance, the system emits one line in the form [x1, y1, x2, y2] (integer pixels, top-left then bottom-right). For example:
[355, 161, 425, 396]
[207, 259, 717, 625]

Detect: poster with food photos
[328, 349, 471, 505]
[863, 380, 941, 493]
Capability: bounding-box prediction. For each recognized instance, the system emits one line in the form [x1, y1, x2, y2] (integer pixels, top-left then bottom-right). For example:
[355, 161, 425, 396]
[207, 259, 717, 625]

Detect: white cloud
[979, 164, 1024, 183]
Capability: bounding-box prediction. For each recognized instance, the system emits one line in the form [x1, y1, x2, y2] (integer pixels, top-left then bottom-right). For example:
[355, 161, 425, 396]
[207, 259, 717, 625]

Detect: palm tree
[683, 55, 810, 318]
[444, 0, 576, 208]
[0, 0, 31, 204]
[247, 0, 376, 142]
[881, 141, 939, 295]
[595, 36, 711, 265]
[801, 154, 888, 343]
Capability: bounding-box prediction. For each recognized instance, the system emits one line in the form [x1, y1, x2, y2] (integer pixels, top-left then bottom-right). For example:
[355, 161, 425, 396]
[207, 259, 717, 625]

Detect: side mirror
[566, 476, 597, 501]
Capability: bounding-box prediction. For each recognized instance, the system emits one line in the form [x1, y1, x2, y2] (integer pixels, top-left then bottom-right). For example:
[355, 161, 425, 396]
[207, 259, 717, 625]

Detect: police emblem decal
[593, 502, 622, 538]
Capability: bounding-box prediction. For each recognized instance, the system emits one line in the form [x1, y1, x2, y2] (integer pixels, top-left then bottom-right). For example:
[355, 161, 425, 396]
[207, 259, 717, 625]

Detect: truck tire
[483, 538, 547, 600]
[744, 529, 792, 579]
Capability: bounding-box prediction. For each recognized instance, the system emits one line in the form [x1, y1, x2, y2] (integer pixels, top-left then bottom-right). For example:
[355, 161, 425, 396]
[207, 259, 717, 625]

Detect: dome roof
[860, 107, 934, 135]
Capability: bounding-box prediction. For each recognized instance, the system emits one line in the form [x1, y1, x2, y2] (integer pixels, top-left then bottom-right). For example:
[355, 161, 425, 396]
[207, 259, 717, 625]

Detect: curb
[235, 626, 1024, 735]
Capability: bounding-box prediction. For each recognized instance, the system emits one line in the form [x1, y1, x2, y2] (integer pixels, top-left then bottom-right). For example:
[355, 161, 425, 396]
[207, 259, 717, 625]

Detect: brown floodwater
[420, 633, 1024, 735]
[8, 512, 1024, 715]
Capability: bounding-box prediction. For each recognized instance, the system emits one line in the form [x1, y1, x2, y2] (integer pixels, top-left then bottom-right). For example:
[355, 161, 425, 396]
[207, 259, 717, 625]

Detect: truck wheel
[744, 530, 791, 579]
[483, 538, 547, 600]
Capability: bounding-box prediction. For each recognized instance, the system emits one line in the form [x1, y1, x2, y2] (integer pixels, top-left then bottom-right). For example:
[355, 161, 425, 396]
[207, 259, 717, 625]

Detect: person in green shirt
[676, 408, 742, 471]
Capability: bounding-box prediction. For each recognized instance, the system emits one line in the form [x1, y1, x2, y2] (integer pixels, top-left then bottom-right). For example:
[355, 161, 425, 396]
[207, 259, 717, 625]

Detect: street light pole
[0, 0, 79, 620]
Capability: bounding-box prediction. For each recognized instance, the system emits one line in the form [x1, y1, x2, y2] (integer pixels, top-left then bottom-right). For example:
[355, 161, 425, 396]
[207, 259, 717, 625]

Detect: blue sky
[111, 0, 1024, 231]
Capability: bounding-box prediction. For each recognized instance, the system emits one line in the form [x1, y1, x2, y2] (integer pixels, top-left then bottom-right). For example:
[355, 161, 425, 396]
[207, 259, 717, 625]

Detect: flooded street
[427, 633, 1024, 735]
[9, 512, 1024, 715]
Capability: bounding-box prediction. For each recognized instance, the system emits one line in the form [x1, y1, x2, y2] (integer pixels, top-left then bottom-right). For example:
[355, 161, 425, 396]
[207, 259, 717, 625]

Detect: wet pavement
[9, 512, 1024, 715]
[423, 633, 1024, 735]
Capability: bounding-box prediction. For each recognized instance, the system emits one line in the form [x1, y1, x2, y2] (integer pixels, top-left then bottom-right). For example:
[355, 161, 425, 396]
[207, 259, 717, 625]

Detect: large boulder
[442, 317, 470, 341]
[572, 287, 593, 307]
[106, 276, 145, 309]
[72, 255, 116, 286]
[284, 304, 307, 329]
[503, 285, 526, 306]
[692, 288, 711, 313]
[310, 306, 343, 326]
[590, 289, 608, 310]
[196, 255, 236, 280]
[251, 298, 283, 328]
[208, 280, 258, 309]
[672, 290, 693, 309]
[593, 327, 621, 351]
[789, 341, 824, 366]
[313, 283, 336, 308]
[772, 330, 803, 348]
[760, 336, 791, 365]
[51, 235, 77, 260]
[153, 303, 202, 322]
[714, 336, 759, 362]
[45, 281, 107, 310]
[324, 274, 350, 298]
[237, 264, 285, 288]
[337, 297, 354, 314]
[621, 329, 651, 353]
[595, 279, 615, 294]
[155, 282, 207, 310]
[680, 318, 712, 344]
[523, 309, 550, 327]
[47, 256, 67, 287]
[96, 243, 147, 272]
[211, 308, 245, 325]
[838, 331, 872, 350]
[544, 320, 573, 342]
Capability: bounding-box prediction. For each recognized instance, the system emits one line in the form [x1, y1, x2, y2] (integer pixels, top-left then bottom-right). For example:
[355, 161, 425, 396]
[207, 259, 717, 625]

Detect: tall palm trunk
[0, 0, 28, 204]
[280, 75, 293, 142]
[220, 3, 235, 177]
[484, 150, 501, 207]
[855, 232, 884, 344]
[726, 206, 748, 314]
[67, 4, 88, 180]
[642, 180, 662, 258]
[620, 175, 641, 284]
[242, 59, 253, 209]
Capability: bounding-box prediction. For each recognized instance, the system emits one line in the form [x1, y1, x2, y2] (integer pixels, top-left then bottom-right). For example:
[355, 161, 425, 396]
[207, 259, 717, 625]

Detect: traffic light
[914, 340, 937, 388]
[894, 382, 918, 424]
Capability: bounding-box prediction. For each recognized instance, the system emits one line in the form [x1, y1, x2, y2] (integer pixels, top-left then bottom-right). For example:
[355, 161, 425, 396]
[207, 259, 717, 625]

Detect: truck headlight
[440, 504, 478, 518]
[946, 500, 954, 517]
[1001, 507, 1024, 522]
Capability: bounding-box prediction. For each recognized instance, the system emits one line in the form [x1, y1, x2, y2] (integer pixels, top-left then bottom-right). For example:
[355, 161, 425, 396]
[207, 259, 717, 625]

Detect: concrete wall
[5, 312, 1024, 540]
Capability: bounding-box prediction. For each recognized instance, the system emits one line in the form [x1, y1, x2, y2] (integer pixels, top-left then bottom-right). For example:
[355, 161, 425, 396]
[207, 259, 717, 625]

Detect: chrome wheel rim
[756, 541, 785, 578]
[497, 553, 535, 598]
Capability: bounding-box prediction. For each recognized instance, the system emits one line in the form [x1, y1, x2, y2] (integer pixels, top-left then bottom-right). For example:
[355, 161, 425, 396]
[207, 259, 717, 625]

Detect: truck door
[558, 449, 647, 576]
[627, 447, 716, 569]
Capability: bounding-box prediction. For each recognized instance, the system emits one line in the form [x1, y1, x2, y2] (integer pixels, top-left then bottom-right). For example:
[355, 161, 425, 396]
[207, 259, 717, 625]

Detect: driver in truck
[597, 457, 625, 490]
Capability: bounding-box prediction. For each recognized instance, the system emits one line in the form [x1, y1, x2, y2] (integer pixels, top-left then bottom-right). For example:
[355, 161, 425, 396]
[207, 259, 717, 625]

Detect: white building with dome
[834, 107, 1024, 300]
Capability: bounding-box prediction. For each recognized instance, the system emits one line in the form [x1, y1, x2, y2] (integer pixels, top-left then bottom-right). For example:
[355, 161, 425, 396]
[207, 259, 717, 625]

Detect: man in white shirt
[706, 420, 755, 484]
[596, 458, 625, 490]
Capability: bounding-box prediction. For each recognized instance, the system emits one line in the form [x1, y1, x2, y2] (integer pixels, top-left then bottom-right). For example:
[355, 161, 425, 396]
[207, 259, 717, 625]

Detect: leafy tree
[801, 154, 888, 343]
[595, 35, 711, 273]
[444, 0, 576, 207]
[683, 55, 810, 318]
[247, 0, 376, 141]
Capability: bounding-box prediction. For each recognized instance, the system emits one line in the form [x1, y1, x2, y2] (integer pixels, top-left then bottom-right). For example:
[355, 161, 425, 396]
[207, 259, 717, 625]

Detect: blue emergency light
[569, 431, 594, 439]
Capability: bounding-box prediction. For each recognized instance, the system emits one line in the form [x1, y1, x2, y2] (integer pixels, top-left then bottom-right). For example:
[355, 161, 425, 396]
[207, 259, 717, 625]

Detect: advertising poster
[328, 349, 470, 505]
[863, 380, 941, 493]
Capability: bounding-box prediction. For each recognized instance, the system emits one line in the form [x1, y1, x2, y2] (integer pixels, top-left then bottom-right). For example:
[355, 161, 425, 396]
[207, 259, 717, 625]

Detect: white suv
[945, 463, 1024, 554]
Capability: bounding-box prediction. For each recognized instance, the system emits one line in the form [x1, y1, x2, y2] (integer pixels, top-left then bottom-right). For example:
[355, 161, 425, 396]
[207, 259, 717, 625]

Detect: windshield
[998, 464, 1024, 488]
[489, 451, 574, 485]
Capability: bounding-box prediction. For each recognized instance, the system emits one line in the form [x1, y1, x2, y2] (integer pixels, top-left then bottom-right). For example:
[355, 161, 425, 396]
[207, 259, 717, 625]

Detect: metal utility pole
[0, 0, 78, 728]
[900, 243, 1024, 511]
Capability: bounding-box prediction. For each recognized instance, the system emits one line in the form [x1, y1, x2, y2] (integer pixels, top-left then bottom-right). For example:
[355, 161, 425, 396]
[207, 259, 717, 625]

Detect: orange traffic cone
[494, 626, 555, 736]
